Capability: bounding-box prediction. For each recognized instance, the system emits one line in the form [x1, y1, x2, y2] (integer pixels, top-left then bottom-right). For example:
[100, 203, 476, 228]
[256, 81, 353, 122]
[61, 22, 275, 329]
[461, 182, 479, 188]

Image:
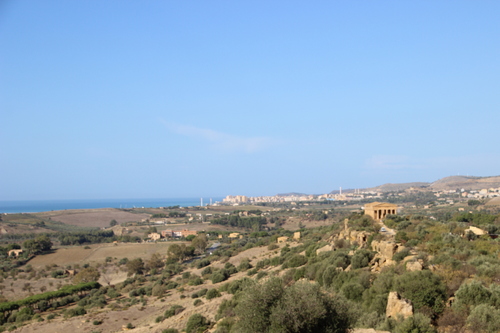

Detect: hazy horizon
[2, 1, 499, 201]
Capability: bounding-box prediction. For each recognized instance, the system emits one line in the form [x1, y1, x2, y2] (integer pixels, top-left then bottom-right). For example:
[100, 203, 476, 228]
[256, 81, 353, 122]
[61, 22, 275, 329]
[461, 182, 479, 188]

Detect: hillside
[429, 175, 500, 191]
[365, 182, 430, 193]
[360, 175, 500, 193]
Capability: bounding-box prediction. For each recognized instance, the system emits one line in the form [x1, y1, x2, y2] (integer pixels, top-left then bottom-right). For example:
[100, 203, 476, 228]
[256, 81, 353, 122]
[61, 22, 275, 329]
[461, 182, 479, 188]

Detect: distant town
[220, 186, 500, 205]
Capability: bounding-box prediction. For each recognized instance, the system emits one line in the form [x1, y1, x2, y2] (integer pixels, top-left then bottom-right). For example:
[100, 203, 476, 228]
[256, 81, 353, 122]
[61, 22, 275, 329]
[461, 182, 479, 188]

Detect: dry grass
[28, 242, 186, 269]
[37, 208, 150, 228]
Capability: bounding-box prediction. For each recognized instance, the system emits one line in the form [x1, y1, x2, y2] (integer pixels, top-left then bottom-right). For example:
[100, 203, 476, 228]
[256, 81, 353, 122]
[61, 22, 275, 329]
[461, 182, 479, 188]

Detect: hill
[365, 182, 430, 193]
[357, 175, 500, 193]
[429, 175, 500, 191]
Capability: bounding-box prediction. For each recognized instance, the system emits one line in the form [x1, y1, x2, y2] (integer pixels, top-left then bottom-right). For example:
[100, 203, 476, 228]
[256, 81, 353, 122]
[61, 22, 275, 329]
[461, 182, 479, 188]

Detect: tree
[146, 253, 164, 271]
[110, 219, 118, 227]
[168, 244, 194, 262]
[126, 258, 145, 276]
[73, 267, 100, 284]
[394, 270, 447, 319]
[269, 281, 353, 332]
[192, 234, 208, 254]
[23, 235, 52, 255]
[234, 278, 353, 333]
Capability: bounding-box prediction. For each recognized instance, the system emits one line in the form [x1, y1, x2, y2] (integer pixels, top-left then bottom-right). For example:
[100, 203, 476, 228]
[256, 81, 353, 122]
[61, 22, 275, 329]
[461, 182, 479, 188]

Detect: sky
[1, 1, 500, 200]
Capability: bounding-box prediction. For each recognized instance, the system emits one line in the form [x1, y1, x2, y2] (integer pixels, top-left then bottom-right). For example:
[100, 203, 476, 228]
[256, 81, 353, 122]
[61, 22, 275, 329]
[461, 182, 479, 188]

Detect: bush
[454, 280, 492, 310]
[65, 306, 86, 318]
[194, 299, 203, 306]
[196, 259, 210, 269]
[162, 329, 179, 333]
[238, 258, 252, 272]
[206, 288, 221, 300]
[211, 271, 229, 284]
[268, 244, 279, 251]
[351, 249, 375, 269]
[186, 314, 210, 333]
[188, 276, 204, 286]
[201, 267, 212, 276]
[394, 313, 436, 333]
[152, 284, 165, 297]
[466, 304, 500, 333]
[393, 248, 411, 263]
[282, 254, 308, 269]
[234, 278, 354, 333]
[394, 270, 446, 319]
[164, 305, 184, 318]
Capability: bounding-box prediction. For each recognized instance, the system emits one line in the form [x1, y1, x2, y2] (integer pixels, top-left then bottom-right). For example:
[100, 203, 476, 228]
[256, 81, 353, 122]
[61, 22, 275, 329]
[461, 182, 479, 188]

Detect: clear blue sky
[1, 1, 499, 200]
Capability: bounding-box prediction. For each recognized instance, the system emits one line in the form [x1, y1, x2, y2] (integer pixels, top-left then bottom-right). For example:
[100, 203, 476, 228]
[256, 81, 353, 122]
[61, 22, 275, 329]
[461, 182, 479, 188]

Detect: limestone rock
[386, 291, 413, 319]
[371, 240, 405, 261]
[405, 261, 423, 271]
[316, 244, 333, 255]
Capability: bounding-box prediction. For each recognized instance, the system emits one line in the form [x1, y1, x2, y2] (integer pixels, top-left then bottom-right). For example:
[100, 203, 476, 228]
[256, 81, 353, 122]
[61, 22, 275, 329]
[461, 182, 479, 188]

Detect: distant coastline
[0, 197, 223, 214]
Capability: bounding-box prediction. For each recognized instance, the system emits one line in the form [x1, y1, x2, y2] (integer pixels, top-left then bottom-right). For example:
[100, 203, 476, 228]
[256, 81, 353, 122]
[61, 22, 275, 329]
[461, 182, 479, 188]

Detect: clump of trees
[22, 235, 52, 255]
[229, 277, 354, 333]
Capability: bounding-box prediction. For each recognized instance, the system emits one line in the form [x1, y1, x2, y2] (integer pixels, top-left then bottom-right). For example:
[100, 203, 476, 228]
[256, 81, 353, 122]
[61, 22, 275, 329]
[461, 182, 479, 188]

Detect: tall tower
[200, 198, 203, 207]
[340, 187, 342, 195]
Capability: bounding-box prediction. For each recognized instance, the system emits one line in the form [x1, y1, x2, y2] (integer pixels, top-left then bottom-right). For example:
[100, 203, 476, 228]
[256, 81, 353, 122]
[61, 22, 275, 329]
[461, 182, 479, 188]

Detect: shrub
[51, 270, 65, 278]
[194, 299, 203, 306]
[466, 304, 500, 333]
[196, 259, 210, 269]
[394, 270, 446, 319]
[186, 314, 210, 333]
[162, 329, 179, 333]
[65, 306, 86, 318]
[394, 313, 436, 333]
[454, 280, 492, 310]
[211, 271, 229, 284]
[233, 278, 354, 333]
[351, 249, 375, 269]
[164, 305, 184, 318]
[393, 248, 411, 263]
[188, 276, 203, 286]
[152, 284, 165, 297]
[238, 258, 252, 272]
[282, 254, 308, 269]
[201, 267, 212, 276]
[224, 263, 238, 275]
[206, 288, 221, 300]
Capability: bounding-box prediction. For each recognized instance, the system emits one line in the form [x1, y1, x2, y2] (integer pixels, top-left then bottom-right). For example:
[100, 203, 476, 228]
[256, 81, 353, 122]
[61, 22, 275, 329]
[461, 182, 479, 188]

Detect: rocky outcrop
[316, 244, 334, 255]
[371, 240, 405, 261]
[371, 258, 395, 273]
[386, 291, 413, 319]
[329, 219, 371, 249]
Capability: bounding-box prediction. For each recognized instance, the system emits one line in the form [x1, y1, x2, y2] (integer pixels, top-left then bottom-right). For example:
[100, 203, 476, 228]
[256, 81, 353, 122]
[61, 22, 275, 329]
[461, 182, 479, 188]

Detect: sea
[0, 197, 224, 214]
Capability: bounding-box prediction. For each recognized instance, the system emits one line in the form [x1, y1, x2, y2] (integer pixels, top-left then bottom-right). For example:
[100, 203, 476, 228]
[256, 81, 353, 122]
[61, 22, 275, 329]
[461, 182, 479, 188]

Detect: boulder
[386, 291, 413, 319]
[316, 244, 333, 255]
[405, 261, 423, 272]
